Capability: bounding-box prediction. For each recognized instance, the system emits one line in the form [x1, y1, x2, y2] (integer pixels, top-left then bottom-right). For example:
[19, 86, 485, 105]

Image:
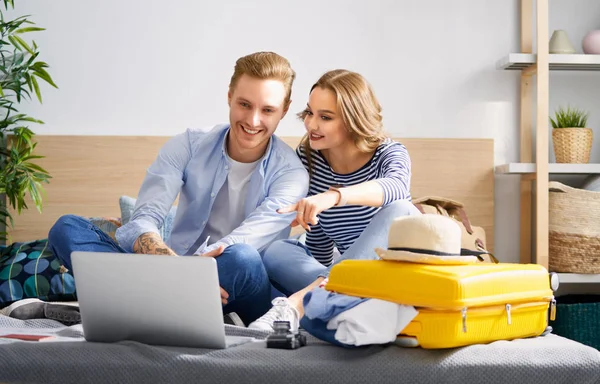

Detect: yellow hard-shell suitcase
[325, 260, 557, 349]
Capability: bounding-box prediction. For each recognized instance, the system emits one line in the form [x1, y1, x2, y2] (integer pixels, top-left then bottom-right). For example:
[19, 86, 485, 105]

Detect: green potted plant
[550, 106, 592, 164]
[0, 0, 57, 241]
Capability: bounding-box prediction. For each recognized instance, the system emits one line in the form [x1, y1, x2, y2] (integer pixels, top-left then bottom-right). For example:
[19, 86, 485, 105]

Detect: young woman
[249, 69, 420, 330]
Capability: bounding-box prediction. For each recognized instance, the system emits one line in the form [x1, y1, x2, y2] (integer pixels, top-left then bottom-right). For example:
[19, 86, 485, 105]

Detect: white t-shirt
[200, 156, 260, 248]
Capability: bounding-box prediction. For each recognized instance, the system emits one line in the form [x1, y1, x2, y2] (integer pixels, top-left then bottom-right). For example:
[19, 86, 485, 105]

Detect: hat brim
[375, 248, 480, 265]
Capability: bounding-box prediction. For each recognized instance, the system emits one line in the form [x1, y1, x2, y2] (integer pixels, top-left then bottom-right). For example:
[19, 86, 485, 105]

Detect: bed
[2, 134, 599, 384]
[0, 316, 599, 384]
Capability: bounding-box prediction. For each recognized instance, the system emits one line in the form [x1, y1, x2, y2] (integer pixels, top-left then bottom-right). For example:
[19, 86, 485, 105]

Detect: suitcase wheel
[394, 336, 420, 348]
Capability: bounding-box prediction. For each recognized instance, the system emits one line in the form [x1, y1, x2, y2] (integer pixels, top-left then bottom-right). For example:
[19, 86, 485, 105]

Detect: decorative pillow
[119, 195, 177, 242]
[0, 239, 76, 308]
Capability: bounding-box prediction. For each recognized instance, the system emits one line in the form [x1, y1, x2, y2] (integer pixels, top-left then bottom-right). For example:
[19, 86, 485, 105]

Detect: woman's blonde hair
[298, 69, 386, 176]
[229, 51, 296, 105]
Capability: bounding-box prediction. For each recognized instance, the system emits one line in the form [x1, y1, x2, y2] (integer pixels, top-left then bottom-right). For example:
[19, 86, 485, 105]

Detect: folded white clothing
[327, 299, 418, 346]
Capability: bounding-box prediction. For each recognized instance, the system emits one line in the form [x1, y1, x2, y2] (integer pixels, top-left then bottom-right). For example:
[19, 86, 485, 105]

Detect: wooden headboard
[7, 136, 494, 251]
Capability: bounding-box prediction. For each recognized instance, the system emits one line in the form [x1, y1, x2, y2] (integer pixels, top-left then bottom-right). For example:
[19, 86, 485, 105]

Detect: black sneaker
[223, 312, 245, 327]
[2, 298, 45, 319]
[1, 298, 81, 326]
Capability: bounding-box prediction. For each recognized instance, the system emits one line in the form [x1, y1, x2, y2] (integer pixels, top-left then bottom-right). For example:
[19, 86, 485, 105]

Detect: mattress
[0, 315, 599, 384]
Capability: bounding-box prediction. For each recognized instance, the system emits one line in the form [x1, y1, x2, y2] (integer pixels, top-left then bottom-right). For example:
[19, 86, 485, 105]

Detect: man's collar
[220, 125, 273, 168]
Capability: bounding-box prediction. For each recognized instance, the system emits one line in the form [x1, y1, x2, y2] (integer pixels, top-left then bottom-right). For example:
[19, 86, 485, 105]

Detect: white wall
[9, 0, 600, 262]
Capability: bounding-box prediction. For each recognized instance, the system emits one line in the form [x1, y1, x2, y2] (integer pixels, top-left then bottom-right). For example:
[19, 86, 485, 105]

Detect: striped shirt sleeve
[295, 145, 308, 169]
[374, 142, 412, 205]
[305, 222, 335, 266]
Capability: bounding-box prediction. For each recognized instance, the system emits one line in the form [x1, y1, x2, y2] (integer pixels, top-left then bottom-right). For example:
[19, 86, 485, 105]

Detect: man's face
[227, 74, 289, 163]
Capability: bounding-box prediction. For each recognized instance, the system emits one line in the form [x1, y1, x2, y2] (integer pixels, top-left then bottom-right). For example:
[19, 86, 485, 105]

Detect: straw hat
[375, 214, 480, 265]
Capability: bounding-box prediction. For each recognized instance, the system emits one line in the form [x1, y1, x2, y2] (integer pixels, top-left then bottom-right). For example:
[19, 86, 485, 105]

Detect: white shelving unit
[558, 273, 600, 284]
[496, 163, 600, 174]
[497, 53, 600, 71]
[495, 0, 600, 285]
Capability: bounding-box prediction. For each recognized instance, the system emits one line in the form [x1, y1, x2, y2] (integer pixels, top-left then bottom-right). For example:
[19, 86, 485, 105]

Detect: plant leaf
[31, 74, 41, 102]
[14, 27, 45, 34]
[12, 35, 34, 54]
[33, 66, 57, 88]
[550, 105, 590, 128]
[7, 35, 21, 51]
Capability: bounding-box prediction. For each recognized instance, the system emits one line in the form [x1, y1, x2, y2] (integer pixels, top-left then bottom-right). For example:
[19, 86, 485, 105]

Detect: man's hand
[198, 245, 227, 303]
[220, 287, 229, 305]
[278, 191, 340, 231]
[201, 245, 225, 258]
[199, 246, 228, 303]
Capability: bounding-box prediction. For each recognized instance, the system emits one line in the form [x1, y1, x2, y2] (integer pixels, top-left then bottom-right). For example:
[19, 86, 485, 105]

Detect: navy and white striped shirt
[297, 138, 412, 266]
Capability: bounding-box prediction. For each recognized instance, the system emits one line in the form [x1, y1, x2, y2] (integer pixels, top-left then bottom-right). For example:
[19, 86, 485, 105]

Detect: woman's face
[303, 87, 353, 151]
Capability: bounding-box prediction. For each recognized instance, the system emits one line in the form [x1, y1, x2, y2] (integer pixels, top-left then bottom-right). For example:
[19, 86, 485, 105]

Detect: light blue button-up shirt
[115, 124, 309, 256]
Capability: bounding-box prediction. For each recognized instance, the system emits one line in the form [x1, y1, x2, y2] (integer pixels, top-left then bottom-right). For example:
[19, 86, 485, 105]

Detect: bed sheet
[0, 315, 599, 384]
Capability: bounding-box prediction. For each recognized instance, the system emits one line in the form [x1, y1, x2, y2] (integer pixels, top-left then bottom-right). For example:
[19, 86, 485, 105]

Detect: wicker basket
[552, 128, 593, 163]
[548, 181, 600, 274]
[550, 295, 600, 350]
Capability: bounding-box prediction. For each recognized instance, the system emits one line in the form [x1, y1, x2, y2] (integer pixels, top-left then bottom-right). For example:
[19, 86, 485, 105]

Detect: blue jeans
[48, 214, 272, 325]
[262, 200, 421, 296]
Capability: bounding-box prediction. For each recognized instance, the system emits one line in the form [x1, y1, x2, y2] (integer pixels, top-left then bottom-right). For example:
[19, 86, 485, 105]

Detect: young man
[46, 51, 309, 326]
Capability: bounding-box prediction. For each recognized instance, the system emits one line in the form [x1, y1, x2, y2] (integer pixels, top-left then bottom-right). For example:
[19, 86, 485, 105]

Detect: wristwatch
[329, 186, 348, 207]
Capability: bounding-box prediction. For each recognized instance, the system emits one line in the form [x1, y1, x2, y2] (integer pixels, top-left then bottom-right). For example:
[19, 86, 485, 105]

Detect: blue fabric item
[300, 316, 356, 348]
[114, 124, 309, 256]
[299, 287, 368, 348]
[48, 215, 126, 272]
[48, 214, 271, 324]
[262, 200, 421, 295]
[262, 239, 326, 296]
[303, 287, 368, 321]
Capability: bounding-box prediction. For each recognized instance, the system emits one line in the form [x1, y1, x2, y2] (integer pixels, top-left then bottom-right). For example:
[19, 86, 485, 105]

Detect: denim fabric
[262, 239, 326, 296]
[216, 243, 272, 324]
[262, 200, 421, 294]
[299, 287, 368, 348]
[48, 215, 271, 324]
[303, 287, 367, 322]
[299, 316, 356, 348]
[49, 215, 126, 272]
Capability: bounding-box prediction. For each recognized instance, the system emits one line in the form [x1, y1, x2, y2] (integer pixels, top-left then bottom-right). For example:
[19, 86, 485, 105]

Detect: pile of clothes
[299, 214, 555, 349]
[300, 282, 417, 347]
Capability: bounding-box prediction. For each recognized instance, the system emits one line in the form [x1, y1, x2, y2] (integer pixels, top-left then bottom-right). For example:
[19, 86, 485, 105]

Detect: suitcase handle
[460, 248, 499, 263]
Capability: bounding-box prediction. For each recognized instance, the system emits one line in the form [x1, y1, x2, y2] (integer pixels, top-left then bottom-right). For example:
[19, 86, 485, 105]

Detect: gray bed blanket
[1, 315, 599, 384]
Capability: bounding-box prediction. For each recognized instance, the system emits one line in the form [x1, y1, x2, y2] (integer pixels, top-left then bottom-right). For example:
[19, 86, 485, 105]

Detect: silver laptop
[71, 251, 251, 349]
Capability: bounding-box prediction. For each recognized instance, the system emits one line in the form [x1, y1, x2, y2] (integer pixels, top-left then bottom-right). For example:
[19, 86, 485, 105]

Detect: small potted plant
[550, 106, 592, 163]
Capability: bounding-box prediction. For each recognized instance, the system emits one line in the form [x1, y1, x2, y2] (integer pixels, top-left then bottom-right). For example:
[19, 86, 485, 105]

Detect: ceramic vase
[549, 30, 576, 54]
[582, 30, 600, 54]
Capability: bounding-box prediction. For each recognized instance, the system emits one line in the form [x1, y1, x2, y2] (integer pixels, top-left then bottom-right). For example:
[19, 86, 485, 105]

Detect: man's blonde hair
[298, 69, 387, 176]
[229, 51, 296, 105]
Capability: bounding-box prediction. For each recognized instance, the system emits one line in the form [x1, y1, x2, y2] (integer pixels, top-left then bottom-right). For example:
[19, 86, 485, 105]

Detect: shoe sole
[0, 298, 44, 317]
[1, 299, 79, 317]
[226, 312, 246, 327]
